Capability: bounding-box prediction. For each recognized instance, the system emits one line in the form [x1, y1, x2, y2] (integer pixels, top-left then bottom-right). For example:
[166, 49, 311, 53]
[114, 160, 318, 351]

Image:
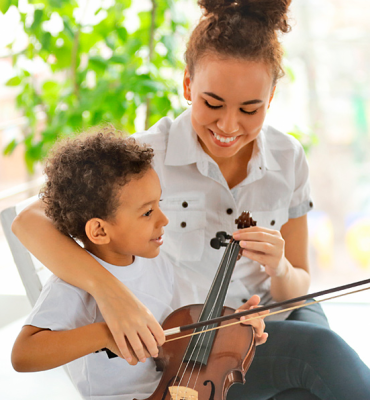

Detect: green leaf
[31, 9, 44, 31]
[0, 0, 14, 14]
[116, 27, 128, 43]
[110, 54, 129, 64]
[40, 32, 52, 51]
[89, 56, 108, 71]
[5, 76, 21, 86]
[3, 138, 18, 155]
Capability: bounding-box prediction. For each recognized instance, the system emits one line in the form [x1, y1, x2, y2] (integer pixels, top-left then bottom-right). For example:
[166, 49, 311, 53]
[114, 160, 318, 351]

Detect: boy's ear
[85, 219, 110, 245]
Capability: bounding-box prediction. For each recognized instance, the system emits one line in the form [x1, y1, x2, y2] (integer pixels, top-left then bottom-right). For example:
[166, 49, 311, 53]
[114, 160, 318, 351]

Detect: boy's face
[102, 168, 168, 266]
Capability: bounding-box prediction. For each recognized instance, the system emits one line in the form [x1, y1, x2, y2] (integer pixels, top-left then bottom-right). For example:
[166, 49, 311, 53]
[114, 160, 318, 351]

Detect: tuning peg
[210, 231, 231, 249]
[216, 231, 232, 240]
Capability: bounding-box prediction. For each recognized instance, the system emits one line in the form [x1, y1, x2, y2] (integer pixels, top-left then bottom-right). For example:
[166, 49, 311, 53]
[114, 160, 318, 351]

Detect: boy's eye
[143, 209, 153, 217]
[205, 100, 222, 110]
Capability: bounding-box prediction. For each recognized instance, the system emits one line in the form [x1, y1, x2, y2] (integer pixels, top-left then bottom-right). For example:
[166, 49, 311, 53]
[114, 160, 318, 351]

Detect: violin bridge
[168, 386, 198, 400]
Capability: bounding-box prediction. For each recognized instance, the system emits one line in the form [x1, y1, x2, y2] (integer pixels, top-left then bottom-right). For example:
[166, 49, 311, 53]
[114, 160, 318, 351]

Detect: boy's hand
[94, 280, 165, 364]
[233, 227, 288, 278]
[235, 295, 269, 346]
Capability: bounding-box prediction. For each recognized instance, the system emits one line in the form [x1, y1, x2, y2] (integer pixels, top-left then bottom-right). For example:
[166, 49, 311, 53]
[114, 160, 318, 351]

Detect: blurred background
[0, 0, 369, 398]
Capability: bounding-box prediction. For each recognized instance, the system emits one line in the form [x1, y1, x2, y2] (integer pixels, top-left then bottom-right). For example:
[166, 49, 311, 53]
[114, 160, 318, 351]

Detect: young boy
[11, 128, 268, 400]
[11, 129, 175, 399]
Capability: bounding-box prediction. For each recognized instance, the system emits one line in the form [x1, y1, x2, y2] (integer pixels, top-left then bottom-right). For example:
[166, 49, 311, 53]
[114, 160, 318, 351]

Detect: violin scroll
[235, 211, 257, 229]
[210, 211, 256, 250]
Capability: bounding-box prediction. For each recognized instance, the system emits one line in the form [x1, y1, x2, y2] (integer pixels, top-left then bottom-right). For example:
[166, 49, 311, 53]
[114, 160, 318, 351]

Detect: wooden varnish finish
[138, 304, 255, 400]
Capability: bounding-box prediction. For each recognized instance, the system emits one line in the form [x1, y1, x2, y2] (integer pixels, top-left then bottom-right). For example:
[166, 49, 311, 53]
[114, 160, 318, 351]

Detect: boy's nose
[159, 209, 169, 227]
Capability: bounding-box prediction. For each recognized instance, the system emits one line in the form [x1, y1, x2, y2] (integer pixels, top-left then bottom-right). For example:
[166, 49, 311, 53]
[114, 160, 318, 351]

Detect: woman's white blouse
[134, 108, 313, 319]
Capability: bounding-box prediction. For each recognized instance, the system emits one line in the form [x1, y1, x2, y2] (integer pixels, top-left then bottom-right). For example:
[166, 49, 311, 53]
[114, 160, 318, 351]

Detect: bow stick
[164, 277, 370, 337]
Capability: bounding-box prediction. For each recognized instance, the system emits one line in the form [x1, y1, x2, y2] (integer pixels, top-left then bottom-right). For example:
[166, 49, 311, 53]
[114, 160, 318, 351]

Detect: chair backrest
[1, 196, 52, 306]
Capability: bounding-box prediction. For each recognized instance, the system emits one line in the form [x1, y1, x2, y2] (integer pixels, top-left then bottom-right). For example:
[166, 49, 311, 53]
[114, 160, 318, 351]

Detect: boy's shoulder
[137, 252, 174, 280]
[24, 274, 97, 330]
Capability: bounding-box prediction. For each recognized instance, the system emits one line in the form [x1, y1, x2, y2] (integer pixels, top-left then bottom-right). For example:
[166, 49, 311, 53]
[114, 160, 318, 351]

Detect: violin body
[139, 304, 255, 400]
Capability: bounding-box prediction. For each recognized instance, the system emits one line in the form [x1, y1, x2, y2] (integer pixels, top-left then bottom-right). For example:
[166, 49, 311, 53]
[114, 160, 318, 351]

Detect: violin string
[190, 242, 238, 391]
[177, 241, 238, 394]
[165, 285, 370, 344]
[174, 242, 234, 387]
[184, 241, 237, 392]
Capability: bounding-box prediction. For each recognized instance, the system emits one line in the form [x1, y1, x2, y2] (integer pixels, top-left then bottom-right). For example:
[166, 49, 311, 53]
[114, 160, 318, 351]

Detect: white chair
[0, 195, 52, 307]
[1, 195, 78, 392]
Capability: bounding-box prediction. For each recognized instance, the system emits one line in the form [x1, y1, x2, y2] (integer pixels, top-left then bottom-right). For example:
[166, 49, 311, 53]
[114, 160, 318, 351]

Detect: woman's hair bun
[198, 0, 292, 32]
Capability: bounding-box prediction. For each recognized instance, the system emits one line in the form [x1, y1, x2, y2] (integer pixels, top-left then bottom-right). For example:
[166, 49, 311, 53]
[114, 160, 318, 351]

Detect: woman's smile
[209, 128, 240, 147]
[185, 57, 275, 164]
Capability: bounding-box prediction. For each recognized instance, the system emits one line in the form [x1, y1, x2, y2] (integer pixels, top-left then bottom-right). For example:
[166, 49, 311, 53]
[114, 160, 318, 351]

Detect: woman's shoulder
[264, 125, 304, 153]
[133, 117, 173, 151]
[263, 125, 305, 160]
[132, 109, 192, 152]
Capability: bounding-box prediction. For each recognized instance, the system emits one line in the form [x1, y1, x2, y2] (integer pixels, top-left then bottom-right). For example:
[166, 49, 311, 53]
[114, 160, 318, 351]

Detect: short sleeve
[288, 144, 314, 219]
[24, 275, 96, 331]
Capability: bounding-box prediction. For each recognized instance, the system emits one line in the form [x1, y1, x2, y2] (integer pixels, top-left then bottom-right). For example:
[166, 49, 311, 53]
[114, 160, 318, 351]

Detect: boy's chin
[141, 248, 161, 259]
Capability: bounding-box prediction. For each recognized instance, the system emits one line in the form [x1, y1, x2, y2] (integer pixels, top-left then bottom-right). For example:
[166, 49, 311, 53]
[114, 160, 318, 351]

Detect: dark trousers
[227, 302, 370, 400]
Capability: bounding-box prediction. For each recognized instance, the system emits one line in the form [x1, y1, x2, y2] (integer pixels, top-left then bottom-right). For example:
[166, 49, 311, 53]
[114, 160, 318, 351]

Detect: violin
[139, 211, 257, 400]
[105, 210, 370, 399]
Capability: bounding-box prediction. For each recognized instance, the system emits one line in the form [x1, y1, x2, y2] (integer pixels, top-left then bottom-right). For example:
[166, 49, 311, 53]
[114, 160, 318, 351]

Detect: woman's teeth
[212, 131, 236, 143]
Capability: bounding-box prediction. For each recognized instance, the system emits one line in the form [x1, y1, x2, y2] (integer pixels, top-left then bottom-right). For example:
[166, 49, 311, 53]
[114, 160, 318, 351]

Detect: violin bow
[164, 277, 370, 339]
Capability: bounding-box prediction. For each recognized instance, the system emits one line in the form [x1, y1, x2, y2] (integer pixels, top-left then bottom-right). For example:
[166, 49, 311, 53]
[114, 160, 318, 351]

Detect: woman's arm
[12, 323, 112, 371]
[12, 200, 165, 363]
[233, 215, 310, 302]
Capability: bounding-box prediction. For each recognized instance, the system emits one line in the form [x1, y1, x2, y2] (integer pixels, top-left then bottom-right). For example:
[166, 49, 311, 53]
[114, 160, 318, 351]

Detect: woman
[13, 0, 370, 399]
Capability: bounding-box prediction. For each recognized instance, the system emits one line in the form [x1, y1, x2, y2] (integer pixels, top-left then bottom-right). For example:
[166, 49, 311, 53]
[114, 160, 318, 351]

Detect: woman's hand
[93, 280, 165, 364]
[236, 295, 268, 346]
[233, 227, 288, 278]
[103, 323, 153, 366]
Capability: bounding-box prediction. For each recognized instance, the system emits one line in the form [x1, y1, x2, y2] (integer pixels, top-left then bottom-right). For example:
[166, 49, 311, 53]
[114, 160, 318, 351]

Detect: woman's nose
[216, 111, 239, 134]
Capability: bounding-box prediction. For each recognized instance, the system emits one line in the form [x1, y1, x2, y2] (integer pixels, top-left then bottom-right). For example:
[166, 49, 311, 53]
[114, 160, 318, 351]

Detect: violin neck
[183, 240, 240, 365]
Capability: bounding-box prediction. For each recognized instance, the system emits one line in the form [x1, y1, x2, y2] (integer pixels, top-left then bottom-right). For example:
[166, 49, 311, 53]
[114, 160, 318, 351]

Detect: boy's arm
[11, 323, 118, 372]
[12, 200, 164, 363]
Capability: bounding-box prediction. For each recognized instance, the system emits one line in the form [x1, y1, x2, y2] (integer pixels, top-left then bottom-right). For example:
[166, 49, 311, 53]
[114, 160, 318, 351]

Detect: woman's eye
[143, 209, 153, 217]
[205, 100, 222, 110]
[240, 108, 258, 115]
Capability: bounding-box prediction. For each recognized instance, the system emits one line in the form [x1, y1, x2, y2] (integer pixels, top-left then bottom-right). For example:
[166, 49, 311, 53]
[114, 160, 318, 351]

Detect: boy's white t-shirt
[25, 252, 175, 400]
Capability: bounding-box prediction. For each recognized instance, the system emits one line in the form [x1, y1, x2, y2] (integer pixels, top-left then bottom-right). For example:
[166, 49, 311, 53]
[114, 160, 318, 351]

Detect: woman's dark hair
[40, 128, 154, 243]
[185, 0, 292, 84]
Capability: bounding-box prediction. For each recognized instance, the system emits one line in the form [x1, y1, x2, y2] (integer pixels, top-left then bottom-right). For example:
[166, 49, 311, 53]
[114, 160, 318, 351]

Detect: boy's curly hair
[40, 128, 154, 243]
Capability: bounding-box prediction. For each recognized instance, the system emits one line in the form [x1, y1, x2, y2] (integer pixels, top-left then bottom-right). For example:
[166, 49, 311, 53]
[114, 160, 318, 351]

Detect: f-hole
[203, 380, 215, 400]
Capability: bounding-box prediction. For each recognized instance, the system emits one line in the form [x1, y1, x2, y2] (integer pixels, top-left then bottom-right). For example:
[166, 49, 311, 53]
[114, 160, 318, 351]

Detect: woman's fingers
[255, 332, 268, 346]
[236, 300, 269, 346]
[95, 282, 164, 363]
[237, 294, 261, 310]
[234, 227, 286, 276]
[113, 332, 133, 363]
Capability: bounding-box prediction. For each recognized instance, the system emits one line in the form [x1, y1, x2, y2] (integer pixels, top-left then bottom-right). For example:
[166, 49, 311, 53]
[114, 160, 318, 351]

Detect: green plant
[287, 125, 319, 155]
[2, 0, 189, 172]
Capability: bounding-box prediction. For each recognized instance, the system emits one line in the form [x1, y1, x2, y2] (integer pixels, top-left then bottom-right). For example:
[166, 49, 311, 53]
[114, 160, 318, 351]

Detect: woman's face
[184, 56, 275, 162]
